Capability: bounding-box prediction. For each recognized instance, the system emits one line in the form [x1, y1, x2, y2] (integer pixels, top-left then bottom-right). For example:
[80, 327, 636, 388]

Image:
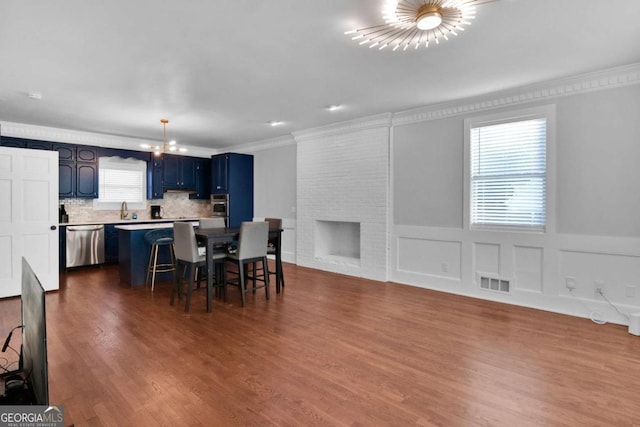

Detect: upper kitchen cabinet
[147, 155, 164, 199]
[189, 157, 211, 200]
[0, 136, 26, 148]
[54, 143, 99, 198]
[0, 137, 52, 150]
[211, 153, 253, 227]
[163, 154, 196, 190]
[211, 154, 229, 193]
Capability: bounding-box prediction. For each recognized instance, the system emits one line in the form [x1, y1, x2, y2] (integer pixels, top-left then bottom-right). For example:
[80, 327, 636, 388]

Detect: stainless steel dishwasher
[66, 224, 105, 268]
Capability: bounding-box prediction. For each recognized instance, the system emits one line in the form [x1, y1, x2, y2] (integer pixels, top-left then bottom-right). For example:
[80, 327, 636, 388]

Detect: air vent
[479, 275, 510, 294]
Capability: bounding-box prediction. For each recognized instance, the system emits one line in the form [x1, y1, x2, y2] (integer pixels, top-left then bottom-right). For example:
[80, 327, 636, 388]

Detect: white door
[0, 146, 59, 297]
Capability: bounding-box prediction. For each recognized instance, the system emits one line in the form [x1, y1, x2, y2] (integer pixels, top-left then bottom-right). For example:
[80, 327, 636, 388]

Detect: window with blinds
[470, 117, 547, 231]
[93, 157, 147, 210]
[99, 168, 143, 203]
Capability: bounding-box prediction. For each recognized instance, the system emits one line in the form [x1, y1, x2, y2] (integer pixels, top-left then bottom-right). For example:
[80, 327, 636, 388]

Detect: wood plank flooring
[2, 263, 640, 426]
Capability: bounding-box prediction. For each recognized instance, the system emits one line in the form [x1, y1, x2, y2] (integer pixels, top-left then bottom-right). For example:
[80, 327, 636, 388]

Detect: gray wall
[555, 87, 640, 237]
[393, 84, 640, 238]
[251, 142, 297, 220]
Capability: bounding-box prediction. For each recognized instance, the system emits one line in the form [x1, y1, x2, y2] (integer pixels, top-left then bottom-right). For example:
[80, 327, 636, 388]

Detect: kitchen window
[92, 157, 147, 210]
[464, 105, 554, 232]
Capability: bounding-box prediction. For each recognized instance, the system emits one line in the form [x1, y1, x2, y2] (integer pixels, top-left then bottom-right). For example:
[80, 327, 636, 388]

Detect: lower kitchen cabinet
[105, 224, 119, 263]
[59, 226, 66, 272]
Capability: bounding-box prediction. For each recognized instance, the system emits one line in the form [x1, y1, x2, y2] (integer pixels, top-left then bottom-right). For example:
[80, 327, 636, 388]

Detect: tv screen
[20, 257, 49, 405]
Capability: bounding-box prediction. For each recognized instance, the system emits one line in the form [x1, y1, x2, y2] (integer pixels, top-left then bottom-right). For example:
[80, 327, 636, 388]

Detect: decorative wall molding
[231, 134, 296, 154]
[392, 62, 640, 126]
[0, 120, 214, 158]
[293, 113, 393, 143]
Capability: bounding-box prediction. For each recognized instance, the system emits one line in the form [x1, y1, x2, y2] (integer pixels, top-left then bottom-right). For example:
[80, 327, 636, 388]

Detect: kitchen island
[116, 221, 198, 287]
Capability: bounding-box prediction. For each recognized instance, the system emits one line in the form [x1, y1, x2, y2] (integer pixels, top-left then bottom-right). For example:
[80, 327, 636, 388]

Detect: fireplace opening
[315, 220, 361, 265]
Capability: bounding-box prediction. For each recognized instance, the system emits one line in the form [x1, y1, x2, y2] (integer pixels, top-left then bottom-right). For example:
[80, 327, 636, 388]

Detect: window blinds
[470, 118, 547, 230]
[99, 168, 144, 203]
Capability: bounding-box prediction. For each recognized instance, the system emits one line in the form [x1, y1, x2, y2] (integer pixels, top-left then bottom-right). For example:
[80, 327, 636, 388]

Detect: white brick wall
[294, 114, 391, 281]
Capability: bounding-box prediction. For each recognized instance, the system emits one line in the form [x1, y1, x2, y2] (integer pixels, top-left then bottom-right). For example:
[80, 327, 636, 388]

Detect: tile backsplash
[60, 193, 211, 223]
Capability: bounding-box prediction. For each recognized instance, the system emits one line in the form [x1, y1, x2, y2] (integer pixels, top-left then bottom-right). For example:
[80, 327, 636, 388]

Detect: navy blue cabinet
[211, 153, 253, 227]
[104, 224, 119, 263]
[190, 158, 211, 200]
[147, 156, 164, 199]
[0, 137, 53, 150]
[163, 154, 196, 190]
[58, 162, 75, 198]
[26, 140, 53, 150]
[54, 143, 98, 198]
[59, 226, 66, 272]
[0, 137, 26, 148]
[211, 154, 229, 193]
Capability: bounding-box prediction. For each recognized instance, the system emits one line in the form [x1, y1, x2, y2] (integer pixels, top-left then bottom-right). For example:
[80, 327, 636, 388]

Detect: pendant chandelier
[144, 119, 187, 156]
[345, 0, 497, 51]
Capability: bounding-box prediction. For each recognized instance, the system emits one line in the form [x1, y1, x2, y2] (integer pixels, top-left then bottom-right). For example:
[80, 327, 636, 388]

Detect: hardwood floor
[2, 263, 640, 426]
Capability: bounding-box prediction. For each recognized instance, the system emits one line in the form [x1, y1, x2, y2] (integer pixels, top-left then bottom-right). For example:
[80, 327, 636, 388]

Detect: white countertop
[60, 217, 203, 227]
[114, 220, 199, 231]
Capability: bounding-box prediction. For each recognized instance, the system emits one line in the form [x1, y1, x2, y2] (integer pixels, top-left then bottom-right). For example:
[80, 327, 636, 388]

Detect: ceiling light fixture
[140, 119, 187, 156]
[269, 120, 284, 127]
[345, 0, 496, 51]
[327, 104, 342, 112]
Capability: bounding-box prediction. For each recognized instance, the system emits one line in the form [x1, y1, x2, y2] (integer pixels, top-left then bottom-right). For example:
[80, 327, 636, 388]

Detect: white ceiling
[1, 0, 639, 150]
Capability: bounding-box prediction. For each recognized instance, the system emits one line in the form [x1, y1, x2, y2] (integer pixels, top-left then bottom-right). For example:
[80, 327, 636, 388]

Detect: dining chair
[225, 221, 269, 307]
[197, 216, 227, 295]
[170, 222, 226, 312]
[198, 217, 226, 229]
[264, 217, 285, 292]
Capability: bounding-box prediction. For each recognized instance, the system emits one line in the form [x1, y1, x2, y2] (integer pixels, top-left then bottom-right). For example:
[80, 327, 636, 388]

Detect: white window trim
[92, 156, 148, 211]
[463, 104, 556, 233]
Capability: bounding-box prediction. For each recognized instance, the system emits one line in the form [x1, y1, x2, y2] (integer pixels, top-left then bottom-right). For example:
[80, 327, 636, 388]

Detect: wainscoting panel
[397, 237, 461, 280]
[514, 246, 544, 294]
[559, 249, 640, 300]
[474, 243, 500, 276]
[391, 224, 640, 325]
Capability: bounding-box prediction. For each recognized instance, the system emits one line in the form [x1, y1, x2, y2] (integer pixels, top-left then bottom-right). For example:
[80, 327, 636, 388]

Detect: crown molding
[392, 62, 640, 126]
[0, 121, 215, 158]
[292, 113, 393, 143]
[226, 134, 296, 154]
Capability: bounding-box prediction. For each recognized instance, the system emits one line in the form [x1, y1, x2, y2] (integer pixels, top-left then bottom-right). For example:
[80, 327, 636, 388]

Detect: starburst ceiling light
[345, 0, 496, 51]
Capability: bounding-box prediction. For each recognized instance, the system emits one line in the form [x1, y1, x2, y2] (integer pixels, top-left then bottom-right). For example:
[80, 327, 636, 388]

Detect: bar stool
[144, 228, 176, 291]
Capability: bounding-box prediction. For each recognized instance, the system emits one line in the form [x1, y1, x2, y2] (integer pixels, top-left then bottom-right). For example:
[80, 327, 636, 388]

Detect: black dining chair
[171, 222, 226, 312]
[264, 217, 285, 292]
[225, 221, 270, 307]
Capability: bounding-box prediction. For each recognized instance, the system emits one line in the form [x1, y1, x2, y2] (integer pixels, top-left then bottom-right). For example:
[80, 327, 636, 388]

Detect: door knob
[50, 225, 57, 230]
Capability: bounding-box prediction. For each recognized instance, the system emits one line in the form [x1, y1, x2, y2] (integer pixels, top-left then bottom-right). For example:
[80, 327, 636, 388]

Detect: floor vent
[479, 276, 510, 293]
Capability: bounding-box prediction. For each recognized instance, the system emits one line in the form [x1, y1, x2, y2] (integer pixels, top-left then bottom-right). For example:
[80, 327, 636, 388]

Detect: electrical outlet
[565, 276, 577, 290]
[441, 263, 449, 273]
[594, 280, 605, 295]
[626, 285, 637, 298]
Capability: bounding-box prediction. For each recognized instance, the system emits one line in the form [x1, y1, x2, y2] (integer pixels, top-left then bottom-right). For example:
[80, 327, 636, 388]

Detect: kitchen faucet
[120, 201, 128, 219]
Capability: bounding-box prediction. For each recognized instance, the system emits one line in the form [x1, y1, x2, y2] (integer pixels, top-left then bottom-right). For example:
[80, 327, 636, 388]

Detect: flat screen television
[19, 257, 49, 405]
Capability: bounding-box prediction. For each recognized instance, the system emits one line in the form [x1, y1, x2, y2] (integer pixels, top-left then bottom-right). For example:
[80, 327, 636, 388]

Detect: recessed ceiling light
[269, 121, 284, 127]
[327, 104, 342, 112]
[27, 92, 43, 100]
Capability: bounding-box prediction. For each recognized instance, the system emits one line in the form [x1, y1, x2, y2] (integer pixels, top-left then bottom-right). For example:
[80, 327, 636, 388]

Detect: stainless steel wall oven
[211, 194, 229, 224]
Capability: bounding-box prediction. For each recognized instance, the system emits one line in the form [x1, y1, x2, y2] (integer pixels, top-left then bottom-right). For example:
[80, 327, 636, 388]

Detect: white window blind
[99, 168, 143, 203]
[93, 157, 147, 210]
[470, 117, 547, 230]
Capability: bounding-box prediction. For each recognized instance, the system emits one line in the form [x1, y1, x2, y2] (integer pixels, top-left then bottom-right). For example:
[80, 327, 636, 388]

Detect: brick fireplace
[294, 114, 391, 281]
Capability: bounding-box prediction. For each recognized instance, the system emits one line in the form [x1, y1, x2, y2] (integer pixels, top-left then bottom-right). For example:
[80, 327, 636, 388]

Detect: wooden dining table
[195, 226, 283, 312]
